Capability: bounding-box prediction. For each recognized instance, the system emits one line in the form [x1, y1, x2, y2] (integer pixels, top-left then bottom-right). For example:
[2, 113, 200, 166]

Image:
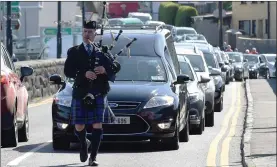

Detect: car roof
[175, 46, 199, 55]
[97, 28, 171, 57]
[176, 27, 195, 30]
[261, 54, 276, 56]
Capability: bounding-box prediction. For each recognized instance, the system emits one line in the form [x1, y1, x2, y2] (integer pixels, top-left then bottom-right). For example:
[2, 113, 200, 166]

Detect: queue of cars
[48, 24, 242, 151]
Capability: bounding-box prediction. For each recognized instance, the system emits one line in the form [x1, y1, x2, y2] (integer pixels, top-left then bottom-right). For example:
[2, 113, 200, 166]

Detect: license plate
[112, 117, 130, 124]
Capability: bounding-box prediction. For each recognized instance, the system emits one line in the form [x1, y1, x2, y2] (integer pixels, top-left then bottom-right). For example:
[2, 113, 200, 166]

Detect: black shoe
[80, 139, 91, 162]
[88, 157, 99, 166]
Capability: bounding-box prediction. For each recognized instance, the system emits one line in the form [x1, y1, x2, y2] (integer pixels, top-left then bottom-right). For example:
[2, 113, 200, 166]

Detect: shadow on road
[246, 153, 276, 158]
[266, 78, 276, 95]
[13, 141, 172, 154]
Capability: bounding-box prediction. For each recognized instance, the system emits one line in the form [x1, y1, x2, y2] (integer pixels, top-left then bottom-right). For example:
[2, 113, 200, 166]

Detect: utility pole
[218, 1, 223, 50]
[82, 1, 85, 27]
[57, 1, 62, 59]
[267, 2, 270, 39]
[6, 1, 13, 57]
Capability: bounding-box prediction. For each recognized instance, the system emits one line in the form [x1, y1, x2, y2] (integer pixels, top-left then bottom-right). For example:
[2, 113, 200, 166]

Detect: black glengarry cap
[83, 20, 97, 29]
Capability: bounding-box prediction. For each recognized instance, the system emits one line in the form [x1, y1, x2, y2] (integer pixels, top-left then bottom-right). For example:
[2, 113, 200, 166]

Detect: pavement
[243, 79, 276, 167]
[1, 82, 247, 167]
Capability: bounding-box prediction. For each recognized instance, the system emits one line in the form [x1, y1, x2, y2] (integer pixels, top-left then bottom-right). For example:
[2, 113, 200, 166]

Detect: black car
[50, 27, 190, 151]
[177, 55, 210, 134]
[243, 54, 261, 79]
[191, 43, 227, 113]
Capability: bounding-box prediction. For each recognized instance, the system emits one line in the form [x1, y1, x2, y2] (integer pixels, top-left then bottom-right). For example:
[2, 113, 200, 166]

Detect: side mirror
[12, 54, 18, 62]
[198, 75, 210, 83]
[173, 74, 190, 85]
[209, 68, 221, 76]
[20, 66, 34, 81]
[49, 74, 64, 85]
[219, 62, 224, 67]
[243, 59, 248, 62]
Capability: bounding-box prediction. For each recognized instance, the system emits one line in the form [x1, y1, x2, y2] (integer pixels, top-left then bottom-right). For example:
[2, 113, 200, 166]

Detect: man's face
[83, 28, 96, 43]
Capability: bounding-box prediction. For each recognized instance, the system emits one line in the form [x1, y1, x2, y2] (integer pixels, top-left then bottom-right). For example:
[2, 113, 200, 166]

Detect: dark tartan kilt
[70, 95, 115, 125]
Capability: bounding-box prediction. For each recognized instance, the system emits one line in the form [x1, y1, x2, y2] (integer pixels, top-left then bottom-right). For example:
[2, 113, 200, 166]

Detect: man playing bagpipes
[64, 20, 120, 166]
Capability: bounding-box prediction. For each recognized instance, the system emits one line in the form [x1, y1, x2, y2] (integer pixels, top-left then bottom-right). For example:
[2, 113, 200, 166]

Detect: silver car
[260, 54, 276, 78]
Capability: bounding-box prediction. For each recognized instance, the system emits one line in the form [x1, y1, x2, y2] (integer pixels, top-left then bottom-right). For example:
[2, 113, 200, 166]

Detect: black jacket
[64, 43, 117, 99]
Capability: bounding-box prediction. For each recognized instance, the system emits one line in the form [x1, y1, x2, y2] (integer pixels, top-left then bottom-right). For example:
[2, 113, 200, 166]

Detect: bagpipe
[83, 1, 137, 113]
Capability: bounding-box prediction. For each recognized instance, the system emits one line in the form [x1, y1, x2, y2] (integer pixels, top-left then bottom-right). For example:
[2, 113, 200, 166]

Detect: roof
[175, 27, 196, 30]
[128, 12, 151, 16]
[175, 47, 198, 55]
[261, 54, 276, 56]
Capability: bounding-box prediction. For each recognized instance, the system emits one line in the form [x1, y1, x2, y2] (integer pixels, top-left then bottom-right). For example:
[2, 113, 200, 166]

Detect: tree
[175, 6, 198, 27]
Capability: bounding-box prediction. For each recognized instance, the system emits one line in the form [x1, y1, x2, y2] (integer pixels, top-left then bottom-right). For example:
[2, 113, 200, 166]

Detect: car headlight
[189, 92, 200, 103]
[54, 96, 72, 107]
[144, 95, 174, 109]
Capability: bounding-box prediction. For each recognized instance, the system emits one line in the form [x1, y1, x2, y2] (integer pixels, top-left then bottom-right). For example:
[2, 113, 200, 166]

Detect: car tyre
[18, 109, 29, 142]
[264, 70, 269, 79]
[214, 97, 223, 112]
[52, 128, 70, 150]
[2, 106, 18, 147]
[179, 118, 189, 142]
[163, 124, 179, 150]
[205, 110, 214, 127]
[191, 116, 204, 135]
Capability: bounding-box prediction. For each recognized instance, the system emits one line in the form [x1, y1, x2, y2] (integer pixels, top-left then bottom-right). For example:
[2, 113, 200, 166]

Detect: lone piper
[64, 20, 120, 166]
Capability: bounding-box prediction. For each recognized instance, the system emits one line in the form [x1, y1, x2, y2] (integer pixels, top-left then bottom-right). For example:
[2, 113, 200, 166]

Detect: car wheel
[18, 109, 29, 142]
[2, 106, 18, 147]
[179, 118, 189, 142]
[255, 72, 259, 79]
[163, 124, 179, 150]
[264, 70, 269, 79]
[205, 110, 214, 127]
[191, 116, 204, 135]
[52, 128, 70, 150]
[214, 97, 223, 112]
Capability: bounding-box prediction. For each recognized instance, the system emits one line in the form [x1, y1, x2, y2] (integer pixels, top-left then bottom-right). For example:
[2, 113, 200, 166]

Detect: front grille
[103, 115, 149, 134]
[108, 101, 141, 110]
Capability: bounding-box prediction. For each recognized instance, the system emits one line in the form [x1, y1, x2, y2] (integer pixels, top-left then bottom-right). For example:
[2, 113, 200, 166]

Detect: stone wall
[14, 59, 66, 102]
[236, 37, 277, 53]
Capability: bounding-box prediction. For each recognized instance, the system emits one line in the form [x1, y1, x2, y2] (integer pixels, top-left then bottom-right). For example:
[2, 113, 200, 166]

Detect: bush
[175, 6, 198, 27]
[159, 2, 180, 25]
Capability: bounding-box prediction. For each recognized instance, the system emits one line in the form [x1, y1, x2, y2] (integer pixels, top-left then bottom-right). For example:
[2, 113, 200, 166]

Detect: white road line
[6, 140, 52, 166]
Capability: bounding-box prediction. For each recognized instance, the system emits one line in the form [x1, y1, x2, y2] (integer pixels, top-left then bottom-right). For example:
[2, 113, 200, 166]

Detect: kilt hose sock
[75, 128, 90, 162]
[90, 128, 103, 161]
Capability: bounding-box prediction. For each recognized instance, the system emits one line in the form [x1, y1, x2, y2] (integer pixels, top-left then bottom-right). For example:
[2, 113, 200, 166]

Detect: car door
[259, 55, 268, 75]
[2, 45, 25, 121]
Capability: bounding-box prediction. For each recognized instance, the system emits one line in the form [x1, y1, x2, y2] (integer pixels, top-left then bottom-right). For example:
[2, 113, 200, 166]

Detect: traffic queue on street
[1, 21, 276, 152]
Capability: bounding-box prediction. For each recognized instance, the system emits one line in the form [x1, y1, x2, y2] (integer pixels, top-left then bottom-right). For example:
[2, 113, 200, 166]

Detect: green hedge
[175, 6, 198, 27]
[158, 2, 180, 25]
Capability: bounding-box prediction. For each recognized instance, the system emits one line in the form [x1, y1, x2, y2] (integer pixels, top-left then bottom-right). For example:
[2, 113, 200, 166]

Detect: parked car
[226, 52, 249, 81]
[214, 49, 228, 85]
[177, 54, 210, 134]
[243, 54, 261, 79]
[260, 54, 276, 78]
[220, 51, 234, 82]
[175, 27, 197, 41]
[1, 42, 34, 147]
[128, 12, 152, 23]
[180, 34, 208, 44]
[50, 27, 190, 151]
[174, 43, 216, 127]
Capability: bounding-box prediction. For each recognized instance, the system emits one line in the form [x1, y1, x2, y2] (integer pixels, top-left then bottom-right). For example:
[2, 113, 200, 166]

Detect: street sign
[11, 1, 20, 6]
[72, 27, 82, 34]
[43, 37, 53, 44]
[11, 12, 21, 19]
[0, 6, 21, 13]
[43, 27, 72, 36]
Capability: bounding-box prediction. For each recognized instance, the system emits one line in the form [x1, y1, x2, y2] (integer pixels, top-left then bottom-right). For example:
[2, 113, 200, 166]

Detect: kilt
[70, 95, 115, 125]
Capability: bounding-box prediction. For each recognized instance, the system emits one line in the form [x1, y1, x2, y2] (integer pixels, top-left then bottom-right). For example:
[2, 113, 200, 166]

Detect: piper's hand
[94, 66, 106, 75]
[85, 71, 97, 80]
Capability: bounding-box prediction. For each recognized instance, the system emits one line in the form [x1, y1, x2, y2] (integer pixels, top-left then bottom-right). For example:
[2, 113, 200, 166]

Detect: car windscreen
[130, 16, 150, 23]
[183, 54, 205, 72]
[177, 29, 196, 36]
[227, 53, 243, 62]
[203, 53, 217, 68]
[179, 61, 195, 80]
[67, 56, 167, 82]
[185, 34, 205, 40]
[265, 55, 276, 62]
[244, 55, 259, 63]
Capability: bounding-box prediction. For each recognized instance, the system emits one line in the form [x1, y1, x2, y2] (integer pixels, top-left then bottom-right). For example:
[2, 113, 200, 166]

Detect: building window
[251, 1, 258, 4]
[241, 1, 247, 4]
[252, 20, 256, 36]
[265, 19, 268, 34]
[239, 20, 251, 35]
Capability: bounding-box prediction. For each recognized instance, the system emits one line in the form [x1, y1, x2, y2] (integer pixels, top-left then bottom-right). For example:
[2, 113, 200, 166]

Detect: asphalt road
[2, 81, 246, 167]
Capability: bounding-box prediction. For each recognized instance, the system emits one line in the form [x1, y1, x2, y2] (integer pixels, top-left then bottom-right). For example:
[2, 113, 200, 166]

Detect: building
[232, 1, 276, 39]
